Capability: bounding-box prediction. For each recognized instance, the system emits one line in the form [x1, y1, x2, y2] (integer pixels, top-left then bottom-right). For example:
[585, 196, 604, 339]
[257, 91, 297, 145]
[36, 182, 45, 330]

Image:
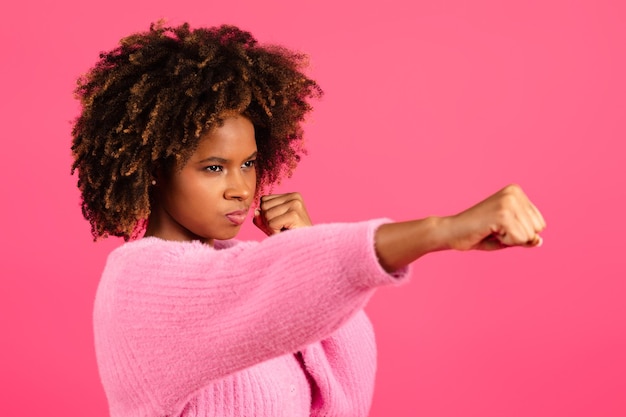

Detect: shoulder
[106, 237, 249, 264]
[100, 237, 255, 287]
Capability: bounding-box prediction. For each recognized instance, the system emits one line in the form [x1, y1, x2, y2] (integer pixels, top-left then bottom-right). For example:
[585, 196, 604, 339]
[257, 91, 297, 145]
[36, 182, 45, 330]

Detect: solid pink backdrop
[1, 1, 624, 416]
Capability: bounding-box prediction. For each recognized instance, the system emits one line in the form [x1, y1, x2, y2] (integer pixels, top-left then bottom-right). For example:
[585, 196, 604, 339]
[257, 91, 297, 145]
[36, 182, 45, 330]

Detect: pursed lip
[225, 209, 249, 226]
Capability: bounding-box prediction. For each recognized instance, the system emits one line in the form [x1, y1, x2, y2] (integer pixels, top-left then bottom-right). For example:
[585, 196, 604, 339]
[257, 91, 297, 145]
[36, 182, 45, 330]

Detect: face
[146, 115, 257, 245]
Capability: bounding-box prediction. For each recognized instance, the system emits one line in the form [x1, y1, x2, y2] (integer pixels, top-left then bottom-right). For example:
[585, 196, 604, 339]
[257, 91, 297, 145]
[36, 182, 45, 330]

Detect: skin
[146, 113, 546, 272]
[145, 115, 260, 245]
[253, 193, 313, 236]
[374, 184, 546, 272]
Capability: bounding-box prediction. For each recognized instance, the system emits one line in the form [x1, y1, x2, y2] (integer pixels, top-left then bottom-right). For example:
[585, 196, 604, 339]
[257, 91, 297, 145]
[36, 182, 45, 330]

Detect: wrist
[375, 216, 456, 272]
[426, 216, 454, 253]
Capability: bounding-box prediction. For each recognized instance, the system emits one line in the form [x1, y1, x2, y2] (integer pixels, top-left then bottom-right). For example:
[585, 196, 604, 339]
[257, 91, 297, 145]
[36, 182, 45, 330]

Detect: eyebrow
[197, 151, 257, 165]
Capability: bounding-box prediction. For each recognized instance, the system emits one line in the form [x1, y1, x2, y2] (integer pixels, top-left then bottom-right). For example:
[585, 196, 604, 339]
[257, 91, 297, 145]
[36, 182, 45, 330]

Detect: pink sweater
[94, 219, 409, 417]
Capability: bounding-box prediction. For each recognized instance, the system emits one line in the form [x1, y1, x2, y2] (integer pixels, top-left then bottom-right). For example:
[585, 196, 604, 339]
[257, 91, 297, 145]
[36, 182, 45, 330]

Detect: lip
[225, 209, 249, 226]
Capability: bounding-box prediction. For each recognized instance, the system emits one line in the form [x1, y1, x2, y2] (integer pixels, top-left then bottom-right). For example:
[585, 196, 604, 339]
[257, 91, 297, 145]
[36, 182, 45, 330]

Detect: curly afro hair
[71, 22, 322, 240]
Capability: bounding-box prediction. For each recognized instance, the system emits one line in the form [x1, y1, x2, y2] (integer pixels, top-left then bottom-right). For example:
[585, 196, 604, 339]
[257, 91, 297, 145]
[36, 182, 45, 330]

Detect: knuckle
[504, 183, 522, 194]
[497, 193, 518, 210]
[260, 200, 272, 211]
[290, 199, 304, 210]
[495, 209, 510, 224]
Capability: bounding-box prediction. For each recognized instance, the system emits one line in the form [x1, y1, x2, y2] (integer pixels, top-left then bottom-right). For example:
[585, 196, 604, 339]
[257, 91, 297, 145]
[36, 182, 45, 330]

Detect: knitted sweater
[94, 219, 409, 417]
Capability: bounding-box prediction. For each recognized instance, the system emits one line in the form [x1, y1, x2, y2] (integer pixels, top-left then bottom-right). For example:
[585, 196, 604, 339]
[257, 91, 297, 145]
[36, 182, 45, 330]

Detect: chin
[209, 228, 242, 241]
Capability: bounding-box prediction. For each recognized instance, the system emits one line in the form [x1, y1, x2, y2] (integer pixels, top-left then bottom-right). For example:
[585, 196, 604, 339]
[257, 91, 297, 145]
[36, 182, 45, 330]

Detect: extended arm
[253, 185, 546, 273]
[375, 184, 546, 272]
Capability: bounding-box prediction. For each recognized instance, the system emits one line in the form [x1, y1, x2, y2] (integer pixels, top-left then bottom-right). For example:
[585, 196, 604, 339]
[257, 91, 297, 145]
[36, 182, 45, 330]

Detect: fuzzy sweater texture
[94, 219, 409, 417]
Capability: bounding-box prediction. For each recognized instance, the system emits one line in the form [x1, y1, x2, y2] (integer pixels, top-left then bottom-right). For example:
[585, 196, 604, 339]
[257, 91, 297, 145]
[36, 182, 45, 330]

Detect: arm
[375, 184, 546, 272]
[97, 185, 544, 414]
[95, 219, 406, 415]
[253, 185, 546, 273]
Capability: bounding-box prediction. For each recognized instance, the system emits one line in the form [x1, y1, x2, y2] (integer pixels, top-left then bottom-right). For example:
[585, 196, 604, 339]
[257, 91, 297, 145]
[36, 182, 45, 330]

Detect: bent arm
[95, 219, 408, 415]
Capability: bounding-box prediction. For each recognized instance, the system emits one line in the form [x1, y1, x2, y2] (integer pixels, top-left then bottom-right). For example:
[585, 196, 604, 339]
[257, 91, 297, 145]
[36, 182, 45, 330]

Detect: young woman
[71, 22, 545, 417]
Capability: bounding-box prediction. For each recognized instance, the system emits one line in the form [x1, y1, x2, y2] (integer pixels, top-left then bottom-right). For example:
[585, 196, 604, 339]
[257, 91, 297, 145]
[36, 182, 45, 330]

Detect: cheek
[166, 174, 206, 208]
[249, 172, 258, 195]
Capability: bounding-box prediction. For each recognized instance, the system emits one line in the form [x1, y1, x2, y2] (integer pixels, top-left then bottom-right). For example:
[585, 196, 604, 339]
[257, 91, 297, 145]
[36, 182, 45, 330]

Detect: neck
[144, 207, 215, 246]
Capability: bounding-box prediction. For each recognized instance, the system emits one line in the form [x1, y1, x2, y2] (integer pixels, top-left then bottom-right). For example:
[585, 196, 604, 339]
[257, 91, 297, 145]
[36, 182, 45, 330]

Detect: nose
[224, 171, 253, 201]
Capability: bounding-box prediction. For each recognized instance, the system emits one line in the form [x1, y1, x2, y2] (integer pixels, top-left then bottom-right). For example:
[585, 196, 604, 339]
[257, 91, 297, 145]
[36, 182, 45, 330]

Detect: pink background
[1, 0, 624, 416]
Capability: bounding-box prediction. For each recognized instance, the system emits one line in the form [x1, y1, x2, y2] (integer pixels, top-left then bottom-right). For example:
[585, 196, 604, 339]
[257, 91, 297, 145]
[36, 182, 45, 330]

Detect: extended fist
[445, 184, 546, 251]
[253, 192, 313, 236]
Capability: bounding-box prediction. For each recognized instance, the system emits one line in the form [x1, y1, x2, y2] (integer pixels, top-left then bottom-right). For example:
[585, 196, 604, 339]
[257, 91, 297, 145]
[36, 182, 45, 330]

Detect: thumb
[252, 209, 263, 228]
[253, 209, 272, 236]
[475, 234, 509, 251]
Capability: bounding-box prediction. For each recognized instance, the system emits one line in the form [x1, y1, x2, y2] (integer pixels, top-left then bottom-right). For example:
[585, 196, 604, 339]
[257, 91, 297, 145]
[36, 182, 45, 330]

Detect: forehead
[191, 115, 257, 159]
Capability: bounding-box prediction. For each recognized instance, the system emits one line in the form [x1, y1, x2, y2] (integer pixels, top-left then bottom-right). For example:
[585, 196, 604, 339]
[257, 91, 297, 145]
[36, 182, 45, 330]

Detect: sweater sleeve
[94, 219, 409, 415]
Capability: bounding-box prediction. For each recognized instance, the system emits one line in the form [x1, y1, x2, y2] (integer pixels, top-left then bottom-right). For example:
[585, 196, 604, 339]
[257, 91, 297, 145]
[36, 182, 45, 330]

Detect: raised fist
[253, 192, 313, 236]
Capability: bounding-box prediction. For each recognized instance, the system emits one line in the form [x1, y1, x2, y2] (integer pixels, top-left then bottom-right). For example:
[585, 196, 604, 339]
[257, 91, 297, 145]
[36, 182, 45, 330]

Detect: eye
[242, 160, 256, 169]
[204, 165, 223, 172]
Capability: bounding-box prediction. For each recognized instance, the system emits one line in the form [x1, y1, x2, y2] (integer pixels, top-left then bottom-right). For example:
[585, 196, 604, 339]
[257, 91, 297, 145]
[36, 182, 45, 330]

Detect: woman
[71, 22, 545, 417]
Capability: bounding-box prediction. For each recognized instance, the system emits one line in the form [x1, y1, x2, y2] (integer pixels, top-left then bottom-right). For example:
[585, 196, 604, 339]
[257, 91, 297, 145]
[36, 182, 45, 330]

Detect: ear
[151, 164, 169, 184]
[150, 170, 161, 187]
[149, 166, 166, 193]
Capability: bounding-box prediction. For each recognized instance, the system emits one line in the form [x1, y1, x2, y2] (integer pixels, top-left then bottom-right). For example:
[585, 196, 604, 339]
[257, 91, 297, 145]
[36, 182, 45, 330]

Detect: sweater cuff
[359, 218, 411, 287]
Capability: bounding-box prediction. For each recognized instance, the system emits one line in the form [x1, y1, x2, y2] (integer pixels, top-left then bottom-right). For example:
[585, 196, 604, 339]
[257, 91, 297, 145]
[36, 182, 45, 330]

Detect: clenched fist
[444, 184, 546, 251]
[375, 184, 546, 272]
[253, 192, 312, 236]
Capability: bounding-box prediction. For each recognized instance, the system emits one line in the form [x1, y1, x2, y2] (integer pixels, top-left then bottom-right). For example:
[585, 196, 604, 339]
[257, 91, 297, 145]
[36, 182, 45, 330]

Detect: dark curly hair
[71, 22, 322, 240]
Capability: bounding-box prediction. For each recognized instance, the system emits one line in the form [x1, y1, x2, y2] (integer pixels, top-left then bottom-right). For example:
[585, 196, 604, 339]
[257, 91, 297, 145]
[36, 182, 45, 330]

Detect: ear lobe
[152, 165, 169, 184]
